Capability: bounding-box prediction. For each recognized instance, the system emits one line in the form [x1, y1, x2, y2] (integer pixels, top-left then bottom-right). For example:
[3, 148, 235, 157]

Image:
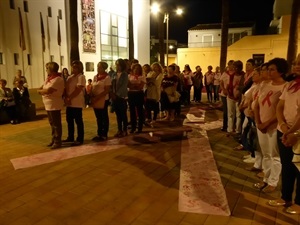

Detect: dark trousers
[93, 100, 109, 137]
[145, 99, 159, 121]
[221, 96, 228, 130]
[277, 131, 300, 204]
[66, 107, 84, 143]
[128, 91, 144, 132]
[213, 85, 220, 101]
[205, 84, 213, 102]
[241, 117, 256, 157]
[193, 85, 202, 102]
[113, 97, 128, 132]
[47, 110, 62, 145]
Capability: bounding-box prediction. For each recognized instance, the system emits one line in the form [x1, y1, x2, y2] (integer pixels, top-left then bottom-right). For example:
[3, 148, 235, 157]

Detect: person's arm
[276, 99, 289, 133]
[37, 87, 56, 95]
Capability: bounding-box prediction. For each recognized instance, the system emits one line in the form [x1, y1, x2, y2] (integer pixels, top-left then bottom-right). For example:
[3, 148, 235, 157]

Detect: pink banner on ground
[10, 144, 124, 170]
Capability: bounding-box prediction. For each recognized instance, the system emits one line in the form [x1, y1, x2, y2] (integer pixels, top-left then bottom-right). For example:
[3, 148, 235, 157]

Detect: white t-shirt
[257, 81, 286, 130]
[128, 74, 146, 91]
[42, 76, 65, 111]
[279, 79, 300, 128]
[66, 73, 86, 108]
[91, 75, 112, 100]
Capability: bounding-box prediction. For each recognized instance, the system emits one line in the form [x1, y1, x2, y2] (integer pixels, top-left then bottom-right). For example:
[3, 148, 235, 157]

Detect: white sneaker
[243, 157, 255, 164]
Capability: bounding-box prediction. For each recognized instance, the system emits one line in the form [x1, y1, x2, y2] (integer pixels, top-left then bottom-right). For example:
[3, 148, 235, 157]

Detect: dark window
[23, 1, 28, 12]
[0, 53, 3, 64]
[9, 0, 15, 9]
[27, 54, 31, 65]
[85, 62, 94, 72]
[14, 53, 19, 65]
[48, 7, 52, 17]
[253, 54, 265, 66]
[58, 9, 62, 20]
[50, 55, 54, 62]
[61, 56, 64, 66]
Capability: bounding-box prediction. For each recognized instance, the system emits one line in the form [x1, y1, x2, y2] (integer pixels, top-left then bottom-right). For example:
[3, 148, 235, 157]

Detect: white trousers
[227, 98, 241, 133]
[256, 128, 281, 186]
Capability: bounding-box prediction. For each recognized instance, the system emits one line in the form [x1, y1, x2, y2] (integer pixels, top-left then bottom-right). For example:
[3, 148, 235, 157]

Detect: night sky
[150, 0, 275, 43]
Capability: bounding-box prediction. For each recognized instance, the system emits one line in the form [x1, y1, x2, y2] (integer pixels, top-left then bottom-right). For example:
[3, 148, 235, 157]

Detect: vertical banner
[18, 8, 26, 51]
[57, 16, 61, 46]
[81, 0, 96, 53]
[40, 12, 45, 52]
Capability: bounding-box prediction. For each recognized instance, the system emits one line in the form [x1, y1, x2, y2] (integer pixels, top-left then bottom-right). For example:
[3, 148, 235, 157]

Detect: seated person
[13, 69, 28, 88]
[13, 79, 32, 121]
[0, 79, 18, 124]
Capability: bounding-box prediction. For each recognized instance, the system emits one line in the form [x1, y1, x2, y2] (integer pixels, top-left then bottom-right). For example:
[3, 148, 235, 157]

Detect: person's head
[142, 64, 151, 75]
[0, 79, 7, 89]
[115, 58, 127, 72]
[168, 65, 176, 76]
[62, 68, 69, 76]
[151, 62, 163, 74]
[246, 59, 256, 72]
[97, 61, 108, 74]
[227, 60, 235, 71]
[46, 62, 59, 75]
[195, 66, 202, 72]
[207, 65, 213, 71]
[71, 60, 84, 74]
[132, 63, 143, 76]
[184, 64, 191, 72]
[260, 62, 269, 80]
[267, 57, 288, 80]
[233, 60, 243, 73]
[16, 69, 22, 77]
[88, 79, 92, 84]
[215, 66, 220, 72]
[252, 67, 261, 83]
[291, 53, 300, 76]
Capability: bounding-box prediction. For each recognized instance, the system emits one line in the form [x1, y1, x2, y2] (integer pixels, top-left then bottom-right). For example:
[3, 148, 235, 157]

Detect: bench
[0, 103, 36, 124]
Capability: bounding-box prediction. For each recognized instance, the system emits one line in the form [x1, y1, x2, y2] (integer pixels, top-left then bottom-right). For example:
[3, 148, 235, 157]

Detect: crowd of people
[218, 55, 300, 214]
[0, 69, 32, 124]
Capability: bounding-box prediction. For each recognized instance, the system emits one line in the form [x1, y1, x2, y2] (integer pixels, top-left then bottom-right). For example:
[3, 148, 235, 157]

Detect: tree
[69, 0, 80, 63]
[128, 0, 134, 61]
[286, 0, 300, 72]
[219, 0, 229, 73]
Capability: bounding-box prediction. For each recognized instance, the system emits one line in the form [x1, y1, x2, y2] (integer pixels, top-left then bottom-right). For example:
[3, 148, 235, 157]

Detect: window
[9, 0, 15, 9]
[253, 54, 265, 66]
[61, 56, 64, 66]
[85, 62, 94, 72]
[50, 55, 54, 62]
[48, 7, 52, 17]
[27, 54, 31, 65]
[14, 53, 19, 65]
[0, 52, 3, 64]
[58, 9, 62, 19]
[23, 1, 28, 12]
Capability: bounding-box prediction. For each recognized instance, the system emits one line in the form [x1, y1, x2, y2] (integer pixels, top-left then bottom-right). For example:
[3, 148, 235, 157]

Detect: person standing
[63, 60, 86, 146]
[253, 57, 287, 193]
[204, 65, 214, 103]
[111, 58, 129, 138]
[268, 54, 300, 213]
[192, 66, 203, 102]
[90, 61, 112, 141]
[213, 66, 221, 102]
[37, 62, 64, 149]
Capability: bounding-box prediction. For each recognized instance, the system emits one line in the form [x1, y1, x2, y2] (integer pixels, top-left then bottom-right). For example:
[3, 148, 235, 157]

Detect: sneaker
[51, 144, 61, 149]
[243, 157, 255, 163]
[92, 136, 102, 141]
[245, 166, 261, 172]
[256, 171, 265, 178]
[243, 154, 252, 159]
[62, 138, 74, 142]
[262, 185, 276, 193]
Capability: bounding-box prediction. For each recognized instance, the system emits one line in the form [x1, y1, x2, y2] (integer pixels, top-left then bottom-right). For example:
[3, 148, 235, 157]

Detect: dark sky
[150, 0, 275, 43]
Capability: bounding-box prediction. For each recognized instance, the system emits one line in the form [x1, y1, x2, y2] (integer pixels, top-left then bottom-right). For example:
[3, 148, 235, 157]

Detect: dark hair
[268, 58, 288, 75]
[185, 64, 191, 72]
[233, 60, 243, 72]
[132, 63, 143, 76]
[246, 58, 256, 66]
[46, 62, 59, 73]
[168, 65, 176, 71]
[115, 58, 127, 72]
[88, 79, 92, 82]
[72, 60, 84, 73]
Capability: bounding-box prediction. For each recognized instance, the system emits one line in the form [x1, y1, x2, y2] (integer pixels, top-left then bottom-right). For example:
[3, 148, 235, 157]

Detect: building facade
[0, 0, 150, 88]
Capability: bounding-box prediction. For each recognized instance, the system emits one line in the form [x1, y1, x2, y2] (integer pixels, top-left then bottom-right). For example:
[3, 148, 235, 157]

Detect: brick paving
[0, 90, 298, 225]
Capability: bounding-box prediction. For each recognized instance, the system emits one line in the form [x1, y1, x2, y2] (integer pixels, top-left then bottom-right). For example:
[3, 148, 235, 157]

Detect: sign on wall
[81, 0, 96, 53]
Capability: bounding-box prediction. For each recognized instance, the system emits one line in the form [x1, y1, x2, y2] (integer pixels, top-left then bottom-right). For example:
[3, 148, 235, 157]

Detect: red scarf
[46, 73, 60, 84]
[96, 73, 108, 82]
[288, 77, 300, 93]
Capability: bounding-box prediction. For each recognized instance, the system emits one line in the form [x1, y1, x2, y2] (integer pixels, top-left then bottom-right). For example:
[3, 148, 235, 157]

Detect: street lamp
[151, 3, 183, 66]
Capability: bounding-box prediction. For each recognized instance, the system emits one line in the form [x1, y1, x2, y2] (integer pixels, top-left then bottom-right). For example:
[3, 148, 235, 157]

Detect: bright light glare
[169, 45, 174, 49]
[151, 2, 160, 14]
[176, 8, 183, 15]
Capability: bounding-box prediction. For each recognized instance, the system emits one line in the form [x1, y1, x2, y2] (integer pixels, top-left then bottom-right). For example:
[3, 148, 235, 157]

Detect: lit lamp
[151, 3, 183, 66]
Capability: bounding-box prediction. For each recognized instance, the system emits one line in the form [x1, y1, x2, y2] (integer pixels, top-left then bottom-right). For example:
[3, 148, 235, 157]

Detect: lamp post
[151, 3, 183, 67]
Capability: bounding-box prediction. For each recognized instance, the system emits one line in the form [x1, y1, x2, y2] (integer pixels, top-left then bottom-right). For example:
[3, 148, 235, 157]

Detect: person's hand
[282, 133, 298, 147]
[64, 97, 71, 106]
[257, 122, 268, 133]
